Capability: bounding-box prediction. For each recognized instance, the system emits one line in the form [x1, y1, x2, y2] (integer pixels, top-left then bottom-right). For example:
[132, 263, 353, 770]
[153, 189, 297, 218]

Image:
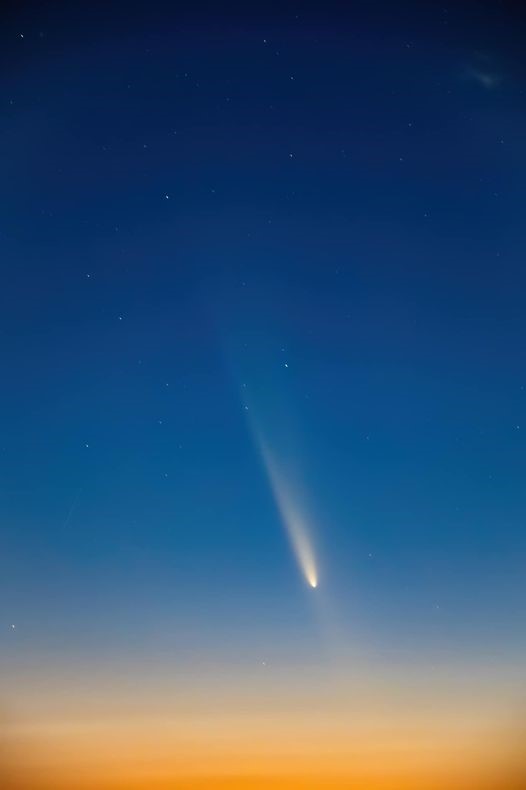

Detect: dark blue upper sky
[1, 1, 526, 666]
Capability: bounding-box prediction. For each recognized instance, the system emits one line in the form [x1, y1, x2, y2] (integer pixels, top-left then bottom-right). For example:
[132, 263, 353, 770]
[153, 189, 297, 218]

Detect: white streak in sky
[257, 438, 318, 588]
[62, 488, 82, 529]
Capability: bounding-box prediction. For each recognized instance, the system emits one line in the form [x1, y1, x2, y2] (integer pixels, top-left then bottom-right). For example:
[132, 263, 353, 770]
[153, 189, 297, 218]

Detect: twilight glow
[1, 2, 525, 788]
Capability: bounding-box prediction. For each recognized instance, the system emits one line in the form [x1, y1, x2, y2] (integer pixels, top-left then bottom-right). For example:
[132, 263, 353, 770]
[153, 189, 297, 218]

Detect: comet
[257, 438, 319, 590]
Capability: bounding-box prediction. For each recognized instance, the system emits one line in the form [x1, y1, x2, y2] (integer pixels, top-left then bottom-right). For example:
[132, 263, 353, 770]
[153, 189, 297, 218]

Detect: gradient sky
[1, 2, 526, 787]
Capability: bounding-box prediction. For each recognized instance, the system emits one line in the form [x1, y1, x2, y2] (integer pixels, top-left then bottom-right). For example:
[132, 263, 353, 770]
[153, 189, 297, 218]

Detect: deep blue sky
[1, 1, 526, 667]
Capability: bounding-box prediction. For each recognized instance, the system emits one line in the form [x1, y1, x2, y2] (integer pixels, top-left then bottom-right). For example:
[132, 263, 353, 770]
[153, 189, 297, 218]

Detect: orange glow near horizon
[1, 658, 523, 790]
[0, 718, 521, 790]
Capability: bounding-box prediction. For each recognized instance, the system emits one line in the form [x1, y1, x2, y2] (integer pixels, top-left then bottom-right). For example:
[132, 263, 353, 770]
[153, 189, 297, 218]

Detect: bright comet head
[255, 436, 319, 592]
[306, 569, 318, 589]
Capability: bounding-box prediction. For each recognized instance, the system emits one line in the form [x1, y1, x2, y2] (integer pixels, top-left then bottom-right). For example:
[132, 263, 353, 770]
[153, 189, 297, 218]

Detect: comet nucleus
[258, 439, 319, 590]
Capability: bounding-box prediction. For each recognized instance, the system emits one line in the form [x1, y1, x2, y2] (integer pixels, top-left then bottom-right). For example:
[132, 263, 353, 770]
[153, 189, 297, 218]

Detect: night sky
[1, 3, 526, 788]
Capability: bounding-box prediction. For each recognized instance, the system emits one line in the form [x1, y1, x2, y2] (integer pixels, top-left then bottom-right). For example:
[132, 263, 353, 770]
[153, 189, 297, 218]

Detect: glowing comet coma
[257, 439, 318, 589]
